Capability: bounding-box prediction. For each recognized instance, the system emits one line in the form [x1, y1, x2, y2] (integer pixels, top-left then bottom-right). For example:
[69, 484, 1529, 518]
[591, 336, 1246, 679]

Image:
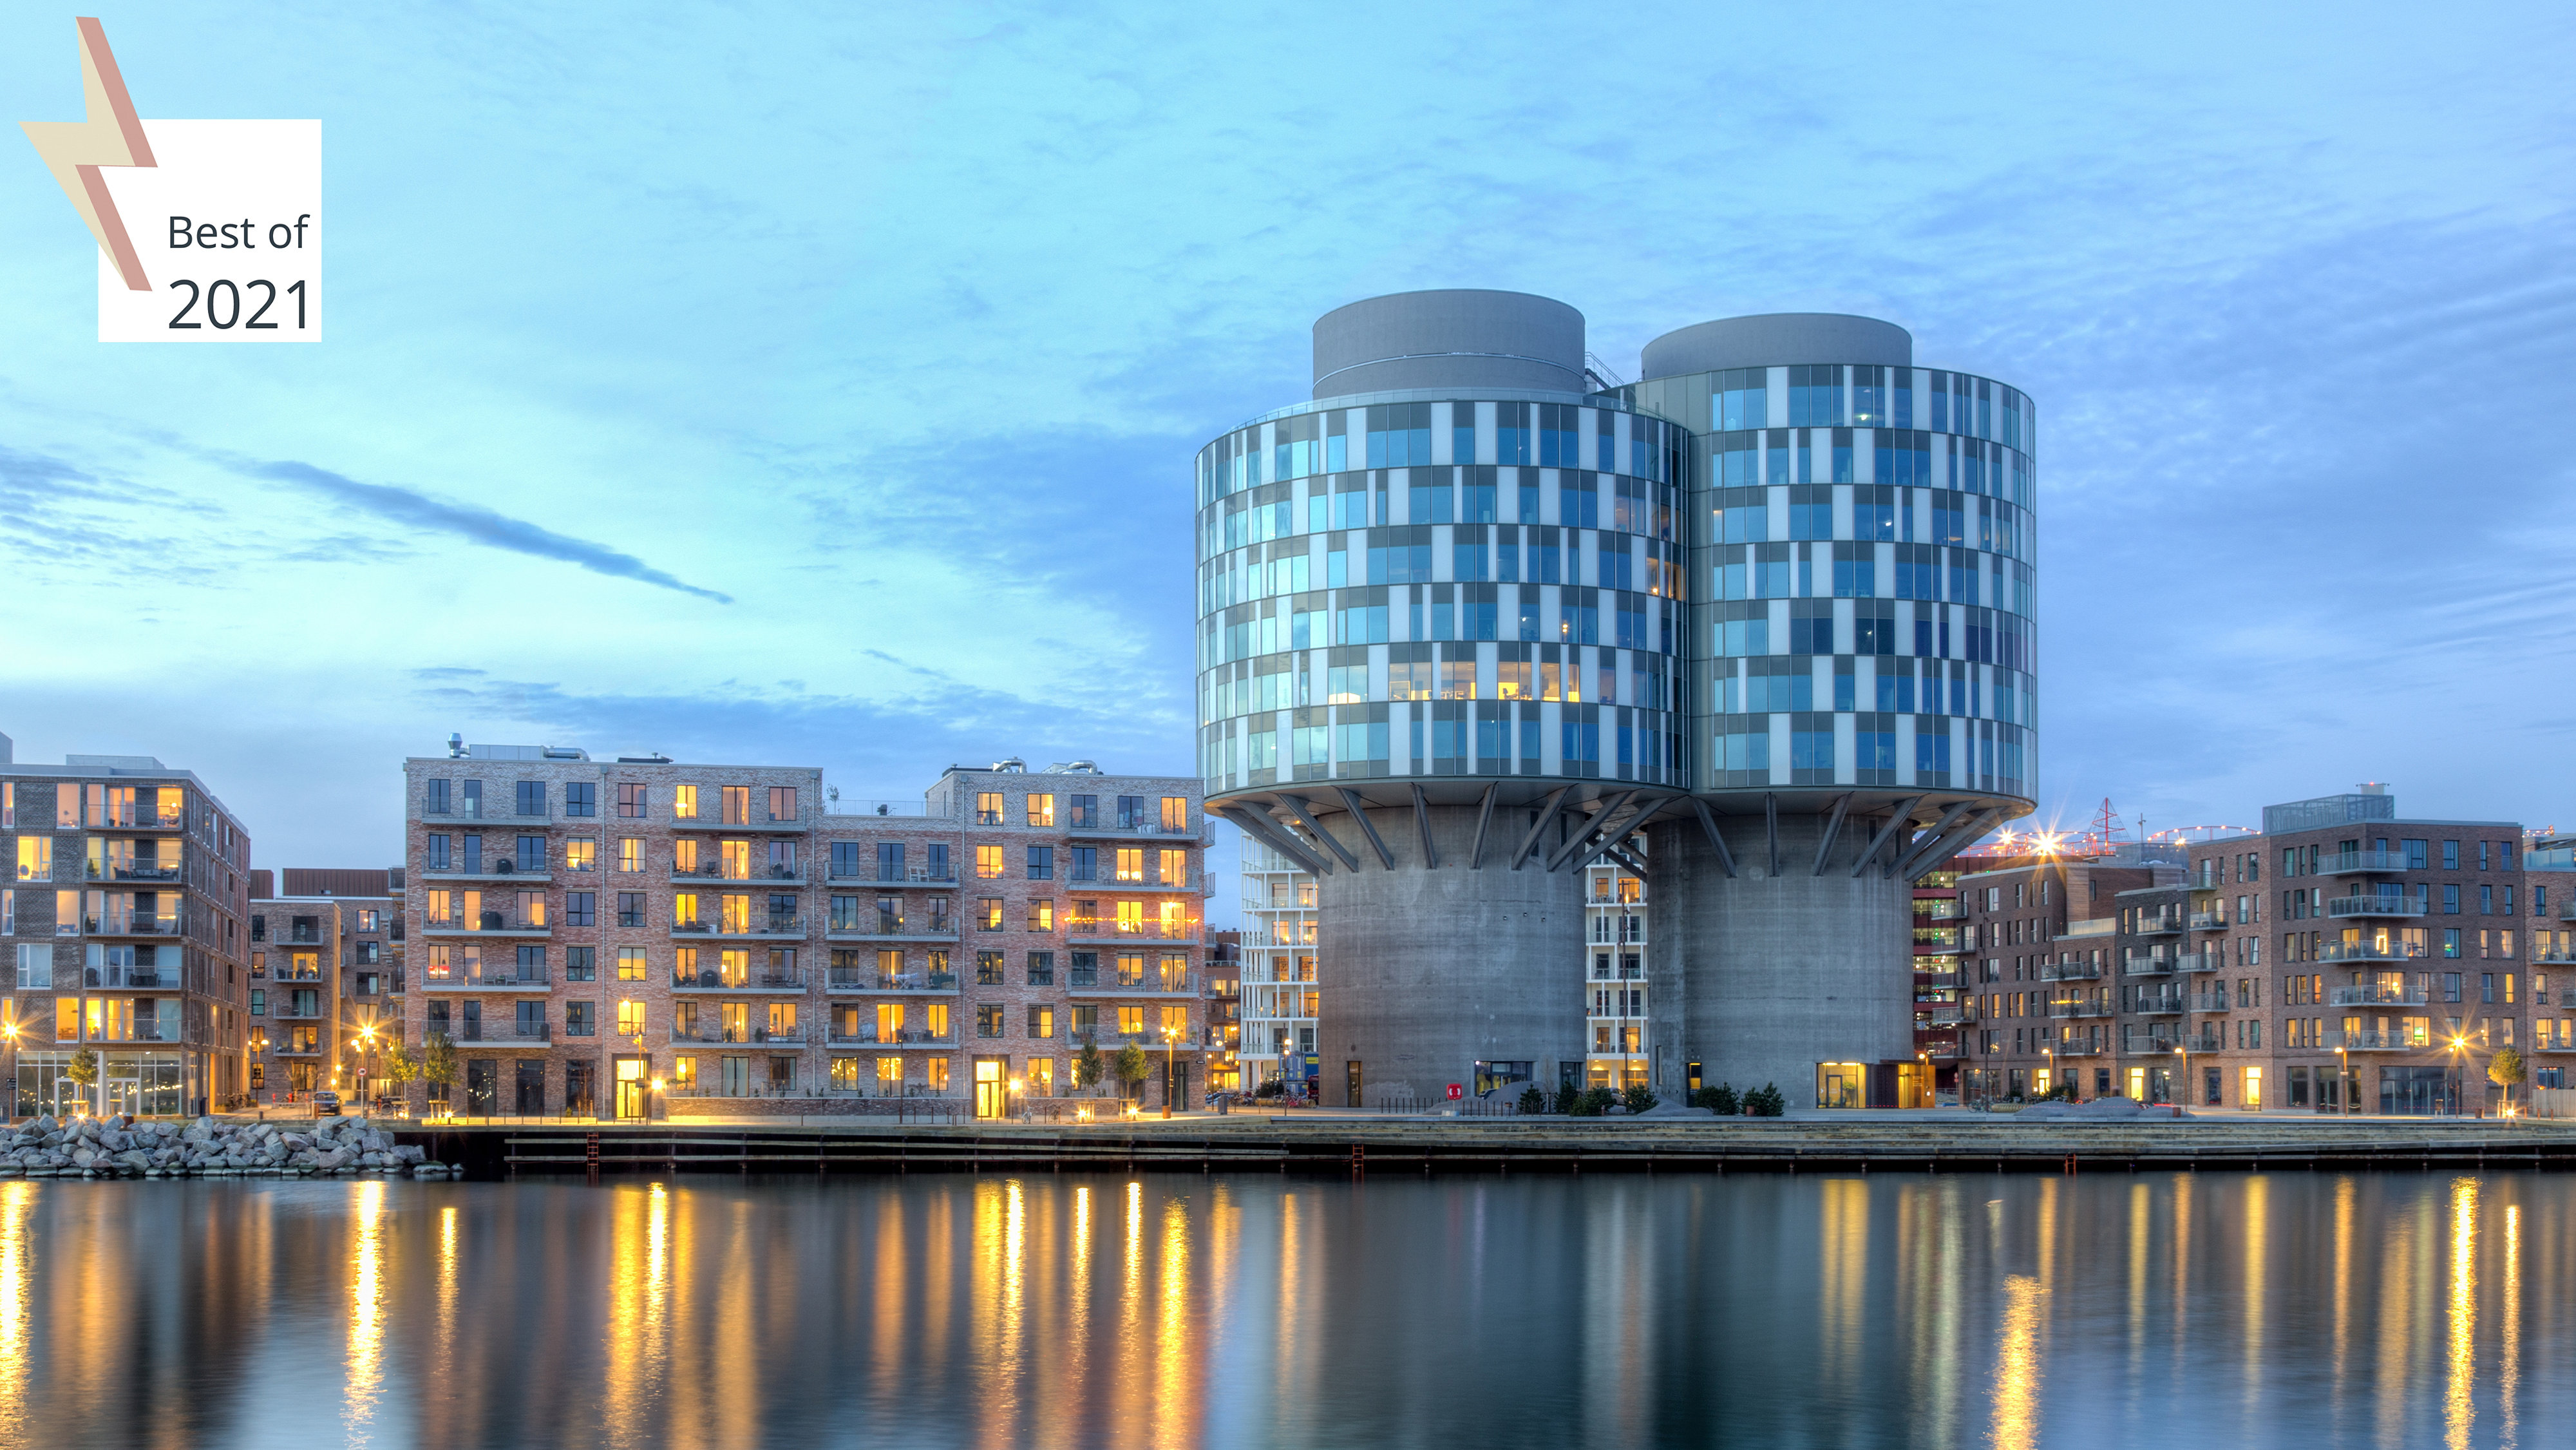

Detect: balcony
[1915, 1005, 1967, 1025]
[88, 862, 182, 883]
[83, 966, 182, 989]
[2318, 940, 2429, 965]
[265, 1039, 324, 1056]
[418, 861, 553, 883]
[674, 811, 806, 834]
[2123, 953, 2179, 976]
[269, 1004, 328, 1020]
[2188, 911, 2231, 931]
[672, 863, 804, 886]
[2324, 895, 2425, 920]
[2188, 991, 2239, 1013]
[826, 968, 960, 995]
[824, 917, 957, 942]
[87, 808, 183, 830]
[2533, 946, 2576, 964]
[1065, 920, 1202, 945]
[2188, 863, 2224, 890]
[437, 1024, 554, 1047]
[2050, 1034, 2111, 1056]
[2330, 985, 2428, 1007]
[671, 968, 809, 992]
[668, 917, 806, 940]
[424, 913, 550, 937]
[281, 928, 325, 945]
[2175, 951, 2226, 973]
[1066, 819, 1203, 841]
[671, 1024, 810, 1045]
[827, 868, 958, 888]
[266, 963, 325, 982]
[86, 911, 182, 937]
[2322, 1029, 2413, 1051]
[2038, 961, 2101, 982]
[2316, 848, 2412, 876]
[2134, 991, 2186, 1016]
[1913, 969, 1962, 988]
[1068, 970, 1199, 997]
[2047, 1000, 2114, 1018]
[2131, 916, 2183, 937]
[421, 969, 551, 990]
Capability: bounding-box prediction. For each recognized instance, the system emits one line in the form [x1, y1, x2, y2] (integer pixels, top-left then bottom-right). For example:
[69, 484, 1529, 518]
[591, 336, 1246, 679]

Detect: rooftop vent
[993, 757, 1027, 772]
[448, 732, 466, 758]
[1046, 760, 1104, 774]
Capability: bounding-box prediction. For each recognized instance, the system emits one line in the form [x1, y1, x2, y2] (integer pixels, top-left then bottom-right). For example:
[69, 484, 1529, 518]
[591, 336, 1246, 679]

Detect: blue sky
[4, 1, 2573, 907]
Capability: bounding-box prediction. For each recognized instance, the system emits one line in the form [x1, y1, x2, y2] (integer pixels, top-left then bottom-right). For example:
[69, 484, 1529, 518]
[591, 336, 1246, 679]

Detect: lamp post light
[2174, 1043, 2188, 1117]
[2338, 1044, 2351, 1117]
[1, 1019, 16, 1125]
[2450, 1036, 2468, 1117]
[1162, 1028, 1179, 1120]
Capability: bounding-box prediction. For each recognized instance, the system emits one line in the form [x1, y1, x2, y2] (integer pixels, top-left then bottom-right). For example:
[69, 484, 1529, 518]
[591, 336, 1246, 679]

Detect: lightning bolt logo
[21, 17, 156, 291]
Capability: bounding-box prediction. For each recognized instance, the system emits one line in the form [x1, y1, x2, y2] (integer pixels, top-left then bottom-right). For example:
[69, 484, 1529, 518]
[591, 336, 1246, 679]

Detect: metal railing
[90, 863, 182, 882]
[421, 969, 551, 989]
[2047, 1000, 2112, 1018]
[86, 912, 183, 935]
[1065, 920, 1201, 940]
[424, 913, 549, 933]
[2123, 954, 2179, 975]
[672, 863, 802, 882]
[2188, 911, 2231, 931]
[827, 971, 959, 991]
[1068, 971, 1198, 995]
[83, 966, 183, 989]
[669, 917, 804, 937]
[2038, 961, 2101, 982]
[2133, 991, 2187, 1015]
[826, 917, 957, 938]
[440, 1023, 554, 1045]
[827, 868, 959, 884]
[2316, 848, 2412, 875]
[2322, 1029, 2414, 1050]
[670, 969, 809, 991]
[2324, 895, 2425, 919]
[670, 1024, 809, 1045]
[2131, 915, 2184, 935]
[2329, 986, 2428, 1007]
[2318, 940, 2429, 964]
[86, 808, 184, 829]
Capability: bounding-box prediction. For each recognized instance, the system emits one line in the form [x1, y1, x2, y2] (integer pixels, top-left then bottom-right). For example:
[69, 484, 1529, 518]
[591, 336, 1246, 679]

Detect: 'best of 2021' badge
[19, 17, 321, 342]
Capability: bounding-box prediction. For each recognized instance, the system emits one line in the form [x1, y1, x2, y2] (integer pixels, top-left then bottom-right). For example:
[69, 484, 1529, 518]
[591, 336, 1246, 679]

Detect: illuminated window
[719, 949, 750, 987]
[976, 845, 1004, 879]
[1117, 1005, 1145, 1037]
[977, 792, 1005, 825]
[672, 785, 699, 820]
[720, 787, 750, 825]
[674, 893, 700, 929]
[1161, 797, 1189, 831]
[925, 1003, 951, 1039]
[618, 839, 642, 873]
[1027, 793, 1056, 827]
[720, 839, 752, 880]
[926, 1058, 951, 1092]
[877, 1056, 902, 1092]
[720, 895, 750, 932]
[14, 837, 50, 881]
[672, 839, 700, 873]
[564, 838, 596, 872]
[1115, 849, 1145, 883]
[768, 786, 797, 823]
[1027, 900, 1055, 931]
[1160, 1004, 1189, 1039]
[877, 1002, 905, 1039]
[618, 947, 647, 981]
[978, 897, 1003, 931]
[1117, 901, 1144, 933]
[1116, 953, 1146, 988]
[766, 1002, 797, 1037]
[1030, 1058, 1054, 1096]
[1028, 1004, 1054, 1038]
[672, 1055, 696, 1089]
[830, 1056, 860, 1092]
[1158, 850, 1187, 887]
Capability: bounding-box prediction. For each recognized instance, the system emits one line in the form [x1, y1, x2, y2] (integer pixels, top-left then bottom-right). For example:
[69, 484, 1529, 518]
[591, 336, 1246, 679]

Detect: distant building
[1, 735, 253, 1116]
[245, 868, 399, 1107]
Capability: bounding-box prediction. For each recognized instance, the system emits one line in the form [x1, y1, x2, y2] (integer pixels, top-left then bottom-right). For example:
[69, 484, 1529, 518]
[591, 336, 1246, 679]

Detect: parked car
[310, 1091, 342, 1118]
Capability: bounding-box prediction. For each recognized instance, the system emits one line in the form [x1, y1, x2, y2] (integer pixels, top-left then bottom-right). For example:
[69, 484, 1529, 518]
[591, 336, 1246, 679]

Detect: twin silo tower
[1198, 290, 2036, 1106]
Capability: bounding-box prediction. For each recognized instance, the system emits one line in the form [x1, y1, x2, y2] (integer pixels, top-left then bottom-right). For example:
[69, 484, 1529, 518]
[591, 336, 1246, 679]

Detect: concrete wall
[1311, 289, 1586, 399]
[1638, 312, 1912, 379]
[1314, 805, 1585, 1105]
[1646, 812, 1913, 1105]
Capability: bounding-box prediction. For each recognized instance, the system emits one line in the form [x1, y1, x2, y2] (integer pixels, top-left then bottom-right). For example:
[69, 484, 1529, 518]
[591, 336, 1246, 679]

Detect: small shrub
[1694, 1083, 1741, 1115]
[1582, 1086, 1618, 1116]
[1743, 1083, 1786, 1117]
[1252, 1079, 1284, 1100]
[1620, 1084, 1658, 1116]
[1516, 1085, 1545, 1116]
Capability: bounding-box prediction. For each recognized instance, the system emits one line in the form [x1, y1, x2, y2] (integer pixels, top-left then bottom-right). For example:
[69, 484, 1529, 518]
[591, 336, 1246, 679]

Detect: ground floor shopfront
[10, 1049, 195, 1118]
[1961, 1056, 2519, 1114]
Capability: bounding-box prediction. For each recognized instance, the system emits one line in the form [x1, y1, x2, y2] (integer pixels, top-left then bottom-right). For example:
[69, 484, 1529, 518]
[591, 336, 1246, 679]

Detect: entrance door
[614, 1057, 647, 1120]
[973, 1058, 1006, 1120]
[1817, 1064, 1862, 1109]
[2128, 1066, 2146, 1102]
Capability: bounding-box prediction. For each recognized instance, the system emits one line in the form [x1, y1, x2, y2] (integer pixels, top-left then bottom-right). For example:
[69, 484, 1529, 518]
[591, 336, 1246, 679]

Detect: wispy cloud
[243, 459, 734, 604]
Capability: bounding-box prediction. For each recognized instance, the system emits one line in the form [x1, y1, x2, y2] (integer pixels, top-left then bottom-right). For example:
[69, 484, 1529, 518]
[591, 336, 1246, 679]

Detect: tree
[1113, 1043, 1150, 1100]
[1620, 1083, 1658, 1116]
[419, 1033, 460, 1115]
[1073, 1035, 1104, 1094]
[2490, 1047, 2528, 1111]
[66, 1047, 99, 1115]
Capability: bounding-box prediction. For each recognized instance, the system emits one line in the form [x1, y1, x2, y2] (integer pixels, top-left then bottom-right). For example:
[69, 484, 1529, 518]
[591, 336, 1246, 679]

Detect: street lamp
[1162, 1027, 1179, 1120]
[2450, 1036, 2468, 1117]
[2174, 1043, 2188, 1117]
[2338, 1043, 2351, 1118]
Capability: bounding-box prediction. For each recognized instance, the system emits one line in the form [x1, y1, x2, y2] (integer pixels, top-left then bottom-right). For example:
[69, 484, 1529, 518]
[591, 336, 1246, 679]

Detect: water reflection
[0, 1173, 2567, 1446]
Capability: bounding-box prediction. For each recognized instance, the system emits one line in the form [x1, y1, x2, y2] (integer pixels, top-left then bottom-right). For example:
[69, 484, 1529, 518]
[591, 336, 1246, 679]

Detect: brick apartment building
[398, 745, 1209, 1119]
[245, 868, 399, 1105]
[1962, 787, 2567, 1113]
[1, 732, 253, 1116]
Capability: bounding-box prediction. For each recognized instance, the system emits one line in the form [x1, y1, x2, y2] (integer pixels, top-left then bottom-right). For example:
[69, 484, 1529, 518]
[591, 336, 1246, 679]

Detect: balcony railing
[1916, 1006, 1968, 1025]
[437, 1023, 553, 1045]
[670, 1024, 809, 1045]
[669, 917, 805, 938]
[1067, 819, 1201, 839]
[1065, 920, 1201, 941]
[2316, 848, 2412, 876]
[2047, 1000, 2113, 1018]
[674, 810, 804, 832]
[2317, 940, 2428, 964]
[2329, 986, 2429, 1007]
[826, 969, 960, 992]
[2188, 911, 2231, 931]
[2175, 951, 2226, 973]
[269, 1005, 328, 1020]
[2133, 991, 2186, 1015]
[424, 913, 550, 934]
[2188, 863, 2224, 890]
[2322, 1029, 2414, 1051]
[826, 917, 957, 939]
[86, 912, 182, 936]
[672, 863, 803, 883]
[2131, 916, 2183, 936]
[2188, 991, 2241, 1013]
[2050, 1033, 2111, 1056]
[421, 969, 551, 989]
[2038, 961, 2101, 982]
[87, 808, 184, 829]
[1067, 971, 1200, 995]
[1914, 969, 1962, 987]
[827, 868, 958, 885]
[671, 969, 809, 991]
[90, 863, 182, 882]
[2324, 895, 2425, 919]
[84, 966, 182, 989]
[2123, 954, 2179, 975]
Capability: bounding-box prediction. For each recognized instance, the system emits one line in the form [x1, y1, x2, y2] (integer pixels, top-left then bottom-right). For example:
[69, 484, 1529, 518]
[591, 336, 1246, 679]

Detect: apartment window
[2443, 840, 2460, 870]
[1117, 796, 1145, 828]
[976, 846, 1004, 880]
[978, 898, 1004, 931]
[515, 835, 545, 872]
[1027, 900, 1055, 931]
[1117, 1005, 1146, 1037]
[1027, 1004, 1055, 1038]
[1027, 846, 1054, 880]
[1159, 850, 1188, 887]
[617, 892, 645, 928]
[926, 844, 949, 880]
[565, 782, 596, 818]
[565, 838, 597, 872]
[2483, 973, 2496, 1004]
[564, 892, 595, 928]
[1070, 951, 1099, 986]
[616, 1000, 644, 1037]
[1115, 849, 1145, 883]
[617, 838, 642, 873]
[426, 834, 451, 871]
[1071, 846, 1098, 882]
[977, 792, 1005, 826]
[14, 944, 49, 990]
[1027, 793, 1056, 827]
[768, 786, 797, 823]
[516, 781, 545, 817]
[977, 1004, 1005, 1038]
[424, 779, 450, 816]
[2445, 885, 2461, 915]
[1027, 950, 1055, 986]
[2481, 885, 2494, 915]
[673, 785, 699, 820]
[565, 1001, 594, 1036]
[619, 946, 647, 980]
[249, 988, 265, 1016]
[2445, 930, 2462, 959]
[564, 946, 596, 982]
[1072, 1005, 1099, 1039]
[977, 951, 1006, 986]
[616, 783, 645, 818]
[1070, 794, 1098, 828]
[721, 787, 750, 825]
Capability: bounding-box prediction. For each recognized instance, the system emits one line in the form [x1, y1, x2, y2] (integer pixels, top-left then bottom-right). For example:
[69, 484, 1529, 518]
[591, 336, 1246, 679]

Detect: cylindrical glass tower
[1625, 314, 2037, 1106]
[1195, 290, 1687, 1106]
